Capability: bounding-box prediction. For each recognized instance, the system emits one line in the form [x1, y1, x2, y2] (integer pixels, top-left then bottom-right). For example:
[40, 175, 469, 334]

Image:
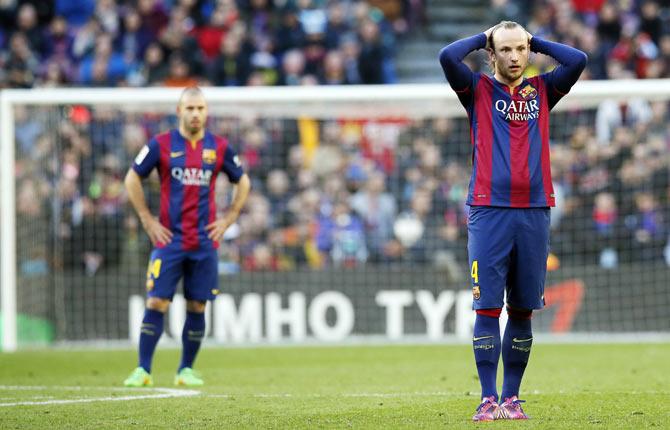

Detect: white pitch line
[0, 387, 200, 407]
[0, 385, 144, 391]
[3, 387, 668, 407]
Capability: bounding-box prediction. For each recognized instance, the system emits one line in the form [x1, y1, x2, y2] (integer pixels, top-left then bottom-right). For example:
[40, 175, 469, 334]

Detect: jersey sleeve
[531, 37, 587, 110]
[221, 144, 244, 183]
[539, 72, 568, 111]
[132, 138, 160, 178]
[438, 33, 487, 109]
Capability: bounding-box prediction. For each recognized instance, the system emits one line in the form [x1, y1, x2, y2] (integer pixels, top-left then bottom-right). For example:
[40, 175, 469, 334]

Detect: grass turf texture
[0, 343, 668, 429]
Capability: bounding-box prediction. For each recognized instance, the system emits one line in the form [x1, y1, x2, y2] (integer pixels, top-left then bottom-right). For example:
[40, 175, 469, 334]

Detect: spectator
[72, 17, 102, 60]
[351, 170, 397, 261]
[242, 0, 274, 50]
[4, 32, 39, 88]
[317, 197, 368, 267]
[639, 1, 663, 45]
[139, 42, 169, 85]
[38, 60, 70, 87]
[275, 6, 306, 54]
[279, 48, 306, 85]
[16, 3, 46, 56]
[298, 0, 327, 38]
[266, 169, 293, 229]
[325, 1, 350, 49]
[16, 177, 50, 278]
[592, 192, 620, 267]
[196, 2, 239, 61]
[248, 37, 278, 85]
[163, 53, 199, 87]
[95, 0, 119, 36]
[209, 27, 252, 86]
[596, 2, 622, 46]
[161, 7, 206, 76]
[340, 34, 363, 84]
[357, 18, 386, 83]
[393, 187, 438, 263]
[137, 0, 169, 38]
[303, 35, 327, 76]
[44, 16, 74, 68]
[14, 106, 44, 156]
[321, 49, 348, 84]
[78, 33, 127, 85]
[117, 8, 154, 66]
[623, 192, 666, 262]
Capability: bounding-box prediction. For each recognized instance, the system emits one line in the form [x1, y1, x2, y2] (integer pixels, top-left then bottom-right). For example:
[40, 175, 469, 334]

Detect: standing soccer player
[123, 87, 251, 387]
[439, 22, 586, 420]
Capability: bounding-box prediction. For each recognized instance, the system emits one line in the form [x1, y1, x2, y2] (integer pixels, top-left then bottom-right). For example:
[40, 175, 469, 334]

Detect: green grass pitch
[0, 343, 668, 429]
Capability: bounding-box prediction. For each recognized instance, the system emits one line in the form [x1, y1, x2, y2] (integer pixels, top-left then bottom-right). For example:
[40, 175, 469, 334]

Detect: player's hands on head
[206, 211, 239, 242]
[140, 213, 173, 246]
[526, 29, 533, 43]
[484, 26, 496, 49]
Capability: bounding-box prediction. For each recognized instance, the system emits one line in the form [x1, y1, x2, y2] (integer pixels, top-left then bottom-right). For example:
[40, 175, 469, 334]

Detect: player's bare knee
[186, 300, 206, 313]
[146, 297, 170, 313]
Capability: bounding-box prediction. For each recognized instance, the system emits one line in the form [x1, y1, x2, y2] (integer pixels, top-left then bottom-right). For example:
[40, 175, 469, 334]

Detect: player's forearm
[531, 37, 588, 92]
[227, 173, 251, 217]
[124, 169, 152, 221]
[438, 33, 485, 91]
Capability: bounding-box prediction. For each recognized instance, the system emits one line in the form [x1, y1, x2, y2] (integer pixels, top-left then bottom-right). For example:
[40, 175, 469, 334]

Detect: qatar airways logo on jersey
[171, 167, 212, 186]
[495, 98, 540, 121]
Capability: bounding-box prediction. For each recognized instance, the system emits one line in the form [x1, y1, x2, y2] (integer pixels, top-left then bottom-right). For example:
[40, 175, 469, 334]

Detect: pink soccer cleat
[472, 396, 499, 422]
[497, 396, 529, 419]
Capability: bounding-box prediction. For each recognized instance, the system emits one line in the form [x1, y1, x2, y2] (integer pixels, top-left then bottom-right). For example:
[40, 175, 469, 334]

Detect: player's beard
[184, 118, 202, 136]
[498, 62, 526, 83]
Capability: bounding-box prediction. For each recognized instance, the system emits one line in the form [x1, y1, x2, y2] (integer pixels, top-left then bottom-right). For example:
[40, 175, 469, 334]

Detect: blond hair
[488, 21, 528, 51]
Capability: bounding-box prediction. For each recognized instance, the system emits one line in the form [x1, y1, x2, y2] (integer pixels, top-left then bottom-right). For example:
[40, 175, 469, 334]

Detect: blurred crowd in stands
[15, 99, 670, 279]
[492, 0, 670, 79]
[0, 0, 424, 88]
[9, 0, 670, 281]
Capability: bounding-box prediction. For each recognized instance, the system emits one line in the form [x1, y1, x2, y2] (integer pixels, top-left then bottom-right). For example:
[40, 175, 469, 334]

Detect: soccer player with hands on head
[439, 21, 587, 421]
[124, 87, 251, 387]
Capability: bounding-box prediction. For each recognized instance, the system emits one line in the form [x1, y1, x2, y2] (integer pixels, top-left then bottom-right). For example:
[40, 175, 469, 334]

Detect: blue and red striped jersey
[132, 129, 244, 250]
[439, 34, 587, 208]
[460, 73, 556, 207]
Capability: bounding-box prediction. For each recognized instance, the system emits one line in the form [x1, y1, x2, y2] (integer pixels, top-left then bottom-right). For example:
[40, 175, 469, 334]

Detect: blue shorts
[467, 206, 549, 311]
[145, 245, 219, 302]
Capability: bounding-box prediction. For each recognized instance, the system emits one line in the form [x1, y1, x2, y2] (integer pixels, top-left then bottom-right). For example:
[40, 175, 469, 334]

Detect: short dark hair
[179, 86, 203, 103]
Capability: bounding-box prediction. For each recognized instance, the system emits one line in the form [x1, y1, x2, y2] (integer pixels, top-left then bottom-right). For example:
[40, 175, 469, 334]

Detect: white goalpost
[2, 80, 670, 351]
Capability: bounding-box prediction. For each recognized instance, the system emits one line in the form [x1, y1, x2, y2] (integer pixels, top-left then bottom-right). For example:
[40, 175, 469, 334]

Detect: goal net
[2, 81, 670, 350]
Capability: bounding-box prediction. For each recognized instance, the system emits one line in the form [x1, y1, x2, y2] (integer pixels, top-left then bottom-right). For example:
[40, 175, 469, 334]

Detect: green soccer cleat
[123, 367, 153, 387]
[174, 367, 204, 387]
